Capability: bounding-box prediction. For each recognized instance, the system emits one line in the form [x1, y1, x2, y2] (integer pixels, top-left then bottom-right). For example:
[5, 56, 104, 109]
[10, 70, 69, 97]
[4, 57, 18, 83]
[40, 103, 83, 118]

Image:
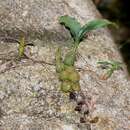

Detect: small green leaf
[77, 19, 115, 42]
[59, 15, 81, 41]
[98, 60, 122, 68]
[97, 61, 113, 66]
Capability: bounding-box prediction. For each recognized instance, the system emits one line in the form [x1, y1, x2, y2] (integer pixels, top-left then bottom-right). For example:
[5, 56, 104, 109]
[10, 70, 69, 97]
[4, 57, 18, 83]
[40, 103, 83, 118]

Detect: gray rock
[0, 0, 130, 130]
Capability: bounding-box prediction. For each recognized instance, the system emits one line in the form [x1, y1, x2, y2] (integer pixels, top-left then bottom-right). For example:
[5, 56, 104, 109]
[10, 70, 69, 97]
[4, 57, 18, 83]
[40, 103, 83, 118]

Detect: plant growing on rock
[18, 37, 26, 58]
[18, 37, 34, 59]
[56, 15, 115, 93]
[98, 60, 122, 80]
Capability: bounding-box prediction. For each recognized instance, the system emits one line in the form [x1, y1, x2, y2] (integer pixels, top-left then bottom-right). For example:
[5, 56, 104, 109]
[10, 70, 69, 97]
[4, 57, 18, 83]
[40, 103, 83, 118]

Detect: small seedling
[18, 37, 26, 58]
[56, 15, 115, 93]
[59, 16, 115, 67]
[17, 37, 34, 60]
[97, 60, 122, 80]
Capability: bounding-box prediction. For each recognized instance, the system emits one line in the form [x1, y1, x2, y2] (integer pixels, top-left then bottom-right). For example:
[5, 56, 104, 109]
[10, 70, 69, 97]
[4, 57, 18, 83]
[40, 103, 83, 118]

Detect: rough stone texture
[0, 0, 130, 130]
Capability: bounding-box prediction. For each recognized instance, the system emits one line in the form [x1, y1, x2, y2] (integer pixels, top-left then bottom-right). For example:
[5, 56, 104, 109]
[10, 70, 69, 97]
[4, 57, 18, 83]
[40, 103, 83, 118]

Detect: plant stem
[56, 48, 65, 72]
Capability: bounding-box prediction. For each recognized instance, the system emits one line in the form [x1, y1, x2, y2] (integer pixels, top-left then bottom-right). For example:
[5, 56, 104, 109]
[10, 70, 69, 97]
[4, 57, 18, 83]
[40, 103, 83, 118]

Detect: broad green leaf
[77, 19, 116, 42]
[59, 15, 81, 41]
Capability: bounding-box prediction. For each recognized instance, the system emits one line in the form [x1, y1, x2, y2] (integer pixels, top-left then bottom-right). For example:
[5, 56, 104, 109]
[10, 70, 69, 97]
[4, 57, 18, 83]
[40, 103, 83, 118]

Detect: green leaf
[59, 15, 81, 41]
[97, 60, 122, 69]
[77, 19, 115, 42]
[97, 61, 113, 66]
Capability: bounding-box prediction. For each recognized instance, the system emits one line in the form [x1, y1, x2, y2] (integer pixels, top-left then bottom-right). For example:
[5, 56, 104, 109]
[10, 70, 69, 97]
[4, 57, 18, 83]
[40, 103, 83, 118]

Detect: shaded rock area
[0, 0, 130, 130]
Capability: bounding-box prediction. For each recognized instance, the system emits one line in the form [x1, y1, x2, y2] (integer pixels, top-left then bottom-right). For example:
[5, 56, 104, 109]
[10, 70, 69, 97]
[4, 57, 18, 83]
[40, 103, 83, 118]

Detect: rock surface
[0, 0, 130, 130]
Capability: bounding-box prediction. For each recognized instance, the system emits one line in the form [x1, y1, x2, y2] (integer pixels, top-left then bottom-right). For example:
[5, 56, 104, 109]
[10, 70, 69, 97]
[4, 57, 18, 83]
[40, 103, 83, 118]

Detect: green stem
[56, 48, 64, 72]
[18, 37, 25, 58]
[63, 43, 79, 66]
